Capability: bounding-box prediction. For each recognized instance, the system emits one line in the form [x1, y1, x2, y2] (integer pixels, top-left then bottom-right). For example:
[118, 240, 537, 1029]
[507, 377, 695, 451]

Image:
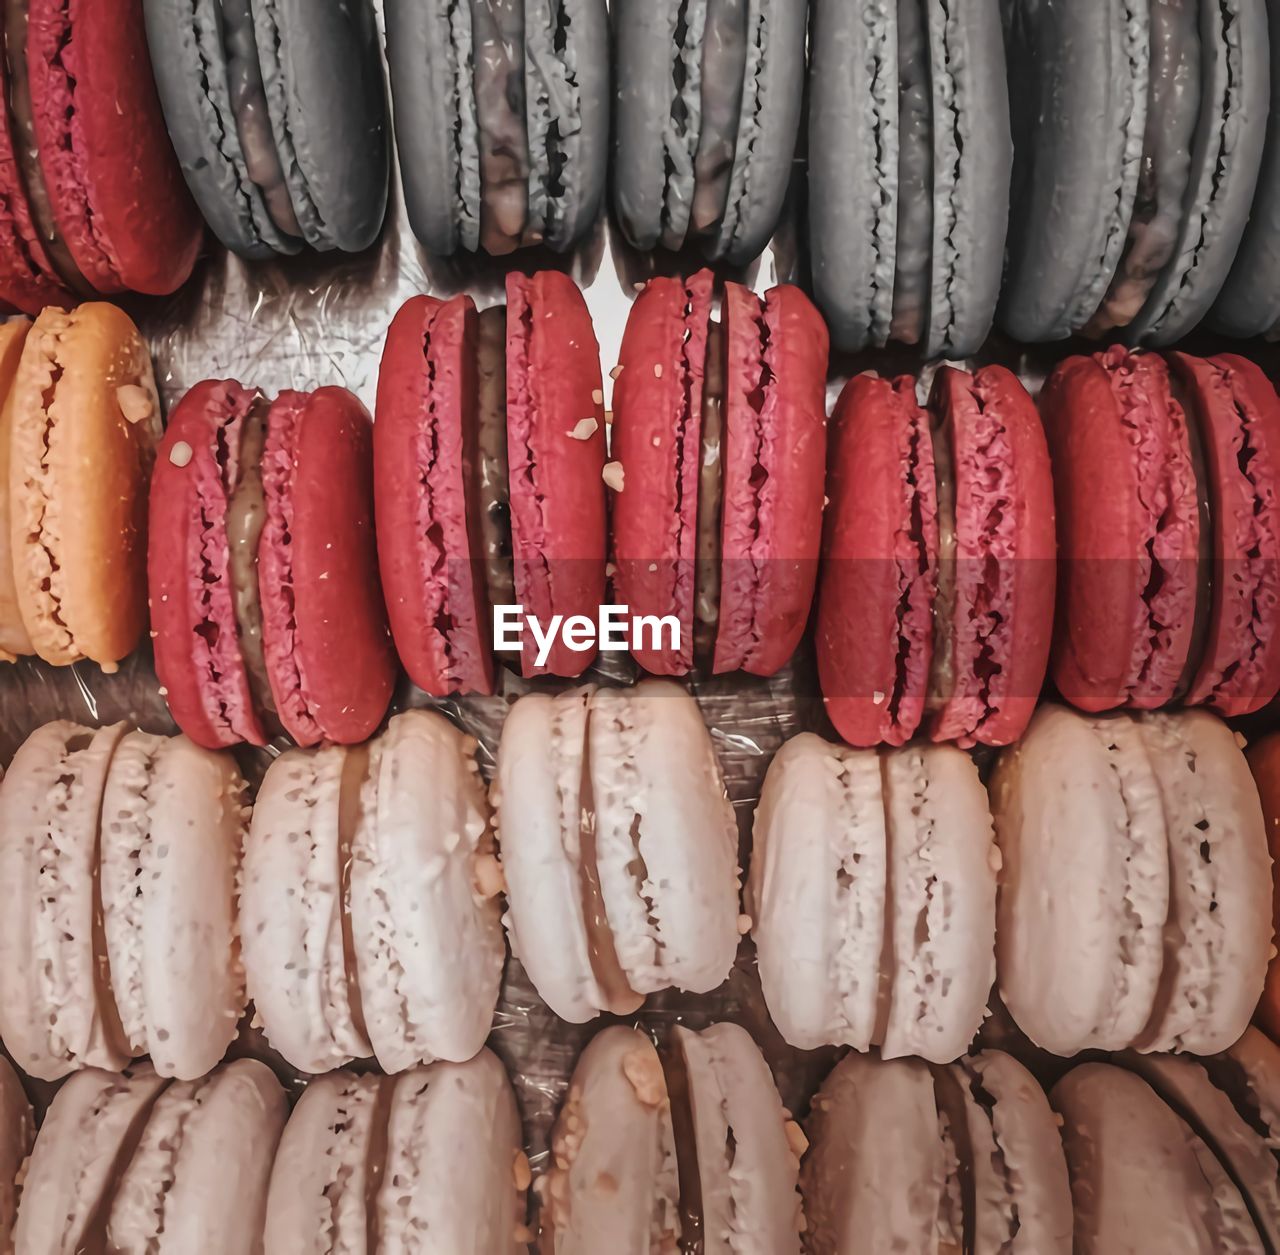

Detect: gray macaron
[809, 0, 1012, 356]
[612, 0, 807, 264]
[386, 0, 609, 256]
[143, 0, 389, 259]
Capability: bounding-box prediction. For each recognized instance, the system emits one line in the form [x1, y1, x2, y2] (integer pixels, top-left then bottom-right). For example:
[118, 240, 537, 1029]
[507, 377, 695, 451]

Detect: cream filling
[337, 745, 372, 1048]
[926, 421, 957, 712]
[476, 306, 515, 632]
[693, 321, 725, 666]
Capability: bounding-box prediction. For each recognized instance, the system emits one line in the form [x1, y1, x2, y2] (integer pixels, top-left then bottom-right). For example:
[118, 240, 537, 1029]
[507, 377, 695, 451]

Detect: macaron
[609, 271, 829, 676]
[374, 271, 607, 692]
[4, 303, 160, 670]
[808, 0, 1012, 355]
[13, 1060, 286, 1255]
[0, 1058, 32, 1252]
[801, 1050, 1073, 1254]
[539, 1023, 804, 1253]
[1247, 731, 1280, 1042]
[149, 379, 396, 747]
[1052, 1063, 1263, 1252]
[143, 0, 389, 258]
[992, 704, 1273, 1056]
[0, 315, 32, 661]
[493, 681, 741, 1023]
[241, 708, 505, 1074]
[386, 0, 608, 255]
[264, 1051, 530, 1252]
[612, 0, 806, 263]
[816, 363, 1056, 748]
[0, 0, 202, 304]
[0, 721, 247, 1081]
[1001, 0, 1269, 344]
[748, 732, 997, 1059]
[1042, 347, 1280, 716]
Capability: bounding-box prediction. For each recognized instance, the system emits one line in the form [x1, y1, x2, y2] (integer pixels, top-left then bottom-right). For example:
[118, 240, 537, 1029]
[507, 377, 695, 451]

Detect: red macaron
[816, 365, 1056, 747]
[374, 270, 607, 692]
[609, 270, 830, 675]
[1042, 346, 1280, 716]
[0, 0, 201, 308]
[149, 380, 395, 748]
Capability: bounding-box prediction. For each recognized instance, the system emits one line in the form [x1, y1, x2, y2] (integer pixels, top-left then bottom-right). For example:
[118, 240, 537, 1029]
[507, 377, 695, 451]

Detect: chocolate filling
[476, 305, 516, 652]
[660, 1038, 706, 1253]
[473, 0, 530, 254]
[337, 744, 372, 1047]
[1168, 371, 1215, 700]
[576, 703, 644, 1016]
[930, 1065, 986, 1255]
[226, 398, 276, 718]
[925, 415, 958, 713]
[693, 320, 725, 667]
[2, 0, 92, 293]
[363, 1074, 395, 1252]
[222, 0, 301, 238]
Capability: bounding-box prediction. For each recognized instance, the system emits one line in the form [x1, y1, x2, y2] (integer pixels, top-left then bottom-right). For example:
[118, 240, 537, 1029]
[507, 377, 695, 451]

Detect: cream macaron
[241, 707, 506, 1073]
[264, 1049, 531, 1252]
[540, 1022, 804, 1254]
[0, 721, 246, 1080]
[494, 681, 742, 1023]
[748, 732, 997, 1059]
[992, 705, 1273, 1055]
[0, 1058, 32, 1251]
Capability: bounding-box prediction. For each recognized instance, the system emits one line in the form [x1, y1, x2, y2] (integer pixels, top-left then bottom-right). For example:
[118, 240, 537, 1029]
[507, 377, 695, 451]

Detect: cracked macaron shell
[375, 293, 495, 697]
[26, 0, 202, 294]
[505, 270, 606, 678]
[1040, 349, 1201, 712]
[258, 386, 395, 746]
[9, 303, 160, 670]
[1170, 352, 1280, 716]
[817, 373, 939, 747]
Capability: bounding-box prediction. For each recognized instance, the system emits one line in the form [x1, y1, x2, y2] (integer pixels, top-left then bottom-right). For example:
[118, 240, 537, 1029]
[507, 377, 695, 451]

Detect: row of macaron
[2, 681, 1278, 1086]
[3, 1023, 1280, 1253]
[5, 275, 1278, 754]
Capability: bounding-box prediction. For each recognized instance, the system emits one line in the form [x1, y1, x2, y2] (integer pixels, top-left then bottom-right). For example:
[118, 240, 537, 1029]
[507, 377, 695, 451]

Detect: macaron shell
[609, 271, 713, 675]
[589, 681, 740, 997]
[991, 706, 1170, 1055]
[0, 720, 131, 1080]
[263, 1072, 384, 1253]
[10, 303, 160, 669]
[806, 0, 899, 351]
[505, 271, 606, 678]
[0, 1057, 33, 1252]
[148, 378, 269, 749]
[241, 745, 372, 1073]
[1133, 709, 1272, 1055]
[12, 1067, 168, 1255]
[676, 1023, 802, 1254]
[817, 373, 938, 747]
[106, 1060, 286, 1254]
[0, 317, 34, 660]
[1052, 1063, 1263, 1253]
[253, 0, 389, 252]
[26, 0, 202, 293]
[999, 0, 1147, 341]
[1039, 351, 1199, 711]
[99, 731, 246, 1079]
[714, 282, 829, 677]
[1128, 0, 1270, 345]
[260, 386, 395, 745]
[927, 364, 1055, 746]
[748, 733, 887, 1051]
[1246, 731, 1280, 1042]
[375, 294, 495, 696]
[350, 710, 504, 1072]
[541, 1027, 680, 1255]
[1173, 353, 1280, 715]
[493, 687, 603, 1023]
[378, 1052, 527, 1253]
[800, 1053, 945, 1254]
[881, 743, 996, 1063]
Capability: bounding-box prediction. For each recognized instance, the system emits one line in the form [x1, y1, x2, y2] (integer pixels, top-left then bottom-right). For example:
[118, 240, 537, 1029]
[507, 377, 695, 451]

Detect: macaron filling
[689, 0, 746, 237]
[658, 0, 706, 249]
[473, 0, 531, 253]
[476, 305, 515, 631]
[693, 320, 725, 664]
[891, 0, 933, 345]
[658, 1039, 706, 1249]
[337, 744, 373, 1049]
[523, 0, 582, 245]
